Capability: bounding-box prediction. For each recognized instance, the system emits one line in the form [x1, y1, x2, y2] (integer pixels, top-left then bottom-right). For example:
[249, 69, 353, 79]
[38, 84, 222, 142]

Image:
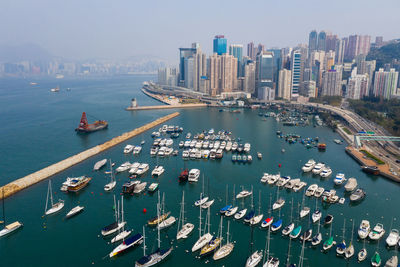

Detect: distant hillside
[0, 43, 53, 62]
[367, 41, 400, 69]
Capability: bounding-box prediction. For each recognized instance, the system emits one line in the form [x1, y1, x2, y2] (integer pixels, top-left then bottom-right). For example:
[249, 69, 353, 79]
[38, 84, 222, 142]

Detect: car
[396, 159, 400, 163]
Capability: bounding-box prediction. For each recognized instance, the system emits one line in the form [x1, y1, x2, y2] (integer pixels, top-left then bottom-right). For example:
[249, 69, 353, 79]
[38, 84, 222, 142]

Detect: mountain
[0, 43, 53, 62]
[367, 40, 400, 69]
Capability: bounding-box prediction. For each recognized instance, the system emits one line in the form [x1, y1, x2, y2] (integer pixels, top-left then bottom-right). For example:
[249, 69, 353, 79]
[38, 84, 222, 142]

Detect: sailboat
[192, 207, 213, 252]
[311, 197, 321, 223]
[272, 187, 285, 210]
[282, 198, 295, 236]
[194, 175, 208, 206]
[111, 196, 131, 243]
[234, 192, 247, 220]
[299, 190, 310, 219]
[157, 193, 176, 230]
[135, 204, 173, 267]
[147, 191, 170, 226]
[271, 197, 282, 232]
[246, 226, 262, 267]
[110, 226, 143, 258]
[323, 222, 336, 251]
[261, 193, 274, 228]
[220, 185, 233, 214]
[357, 238, 367, 262]
[311, 219, 322, 246]
[101, 195, 126, 236]
[0, 189, 23, 237]
[104, 159, 116, 191]
[176, 191, 194, 240]
[263, 219, 279, 267]
[225, 185, 238, 217]
[200, 216, 223, 256]
[336, 219, 346, 256]
[213, 220, 234, 260]
[344, 220, 355, 259]
[44, 180, 64, 215]
[244, 186, 255, 223]
[250, 190, 264, 225]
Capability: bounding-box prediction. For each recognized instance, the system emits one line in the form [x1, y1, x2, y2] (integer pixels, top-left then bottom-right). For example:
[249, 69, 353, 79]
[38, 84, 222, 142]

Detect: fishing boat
[192, 207, 213, 252]
[44, 180, 64, 215]
[200, 217, 223, 256]
[104, 160, 116, 191]
[344, 178, 357, 192]
[75, 112, 108, 133]
[344, 221, 355, 259]
[110, 232, 143, 258]
[334, 173, 346, 185]
[350, 188, 366, 202]
[93, 159, 107, 171]
[369, 223, 385, 240]
[302, 159, 316, 172]
[148, 183, 159, 192]
[133, 182, 147, 194]
[358, 220, 371, 239]
[176, 191, 194, 240]
[386, 229, 400, 247]
[66, 176, 91, 192]
[65, 206, 84, 219]
[213, 221, 234, 260]
[371, 251, 381, 267]
[135, 212, 173, 267]
[0, 189, 23, 237]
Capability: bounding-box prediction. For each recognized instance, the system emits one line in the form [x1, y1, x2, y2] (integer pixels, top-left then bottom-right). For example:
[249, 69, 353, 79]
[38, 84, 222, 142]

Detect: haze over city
[1, 0, 400, 61]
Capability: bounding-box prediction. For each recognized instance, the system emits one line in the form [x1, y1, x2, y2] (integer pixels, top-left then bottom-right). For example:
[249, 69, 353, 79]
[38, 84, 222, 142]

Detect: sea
[0, 75, 398, 267]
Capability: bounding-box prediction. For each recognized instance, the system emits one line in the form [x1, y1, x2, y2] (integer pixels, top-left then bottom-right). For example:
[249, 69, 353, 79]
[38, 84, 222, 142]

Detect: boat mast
[290, 197, 294, 222]
[113, 194, 117, 222]
[2, 188, 5, 225]
[258, 190, 261, 215]
[342, 219, 346, 242]
[250, 186, 254, 211]
[226, 221, 230, 245]
[298, 237, 306, 267]
[177, 191, 184, 237]
[121, 196, 124, 227]
[225, 184, 228, 206]
[45, 180, 50, 213]
[350, 219, 354, 246]
[157, 202, 161, 249]
[49, 180, 54, 207]
[232, 184, 236, 206]
[263, 221, 271, 264]
[198, 193, 202, 239]
[142, 226, 146, 256]
[207, 206, 211, 234]
[268, 193, 272, 217]
[286, 237, 292, 266]
[162, 193, 165, 216]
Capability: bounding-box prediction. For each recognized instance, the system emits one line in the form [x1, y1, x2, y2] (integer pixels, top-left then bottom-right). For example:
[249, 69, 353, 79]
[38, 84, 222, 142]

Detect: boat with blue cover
[220, 205, 233, 214]
[109, 233, 143, 257]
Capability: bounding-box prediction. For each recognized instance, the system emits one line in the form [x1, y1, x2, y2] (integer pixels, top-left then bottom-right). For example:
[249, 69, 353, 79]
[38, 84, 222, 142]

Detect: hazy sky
[1, 0, 399, 62]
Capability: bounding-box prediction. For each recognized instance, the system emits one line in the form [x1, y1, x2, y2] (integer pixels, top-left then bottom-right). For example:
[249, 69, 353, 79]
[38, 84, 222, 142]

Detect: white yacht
[312, 163, 325, 174]
[302, 159, 316, 172]
[272, 198, 285, 210]
[152, 166, 165, 176]
[386, 229, 400, 247]
[285, 178, 300, 189]
[320, 167, 332, 178]
[129, 162, 141, 174]
[157, 216, 176, 230]
[116, 162, 131, 173]
[182, 150, 189, 158]
[236, 189, 252, 199]
[267, 174, 280, 185]
[344, 178, 357, 192]
[150, 146, 158, 156]
[260, 173, 269, 183]
[234, 209, 247, 220]
[334, 173, 346, 185]
[134, 182, 147, 194]
[188, 169, 200, 182]
[44, 180, 64, 215]
[276, 176, 291, 187]
[244, 143, 251, 152]
[293, 181, 307, 192]
[314, 187, 324, 198]
[136, 163, 149, 175]
[133, 146, 142, 154]
[65, 205, 84, 219]
[245, 251, 262, 267]
[305, 184, 318, 197]
[369, 223, 385, 240]
[124, 145, 134, 154]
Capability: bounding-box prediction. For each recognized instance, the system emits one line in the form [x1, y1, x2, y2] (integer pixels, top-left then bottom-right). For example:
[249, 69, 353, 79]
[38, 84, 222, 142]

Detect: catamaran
[176, 191, 194, 240]
[44, 180, 64, 215]
[0, 189, 23, 237]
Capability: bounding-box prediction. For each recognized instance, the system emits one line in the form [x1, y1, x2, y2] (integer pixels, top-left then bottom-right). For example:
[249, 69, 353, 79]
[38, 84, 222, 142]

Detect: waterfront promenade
[0, 112, 180, 199]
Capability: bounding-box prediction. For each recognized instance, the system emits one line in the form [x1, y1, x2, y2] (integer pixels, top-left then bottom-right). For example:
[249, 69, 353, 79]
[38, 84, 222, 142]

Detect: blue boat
[243, 210, 255, 223]
[231, 155, 237, 162]
[220, 205, 233, 214]
[271, 219, 283, 232]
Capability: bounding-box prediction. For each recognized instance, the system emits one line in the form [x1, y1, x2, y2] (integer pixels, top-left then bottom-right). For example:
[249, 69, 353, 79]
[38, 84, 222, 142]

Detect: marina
[1, 76, 400, 266]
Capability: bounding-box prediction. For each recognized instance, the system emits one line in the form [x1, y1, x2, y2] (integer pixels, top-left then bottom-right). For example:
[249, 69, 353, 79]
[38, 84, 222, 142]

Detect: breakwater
[0, 112, 180, 199]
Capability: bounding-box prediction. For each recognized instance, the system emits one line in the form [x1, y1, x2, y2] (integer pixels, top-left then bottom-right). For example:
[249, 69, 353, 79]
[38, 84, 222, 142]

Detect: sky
[1, 0, 400, 63]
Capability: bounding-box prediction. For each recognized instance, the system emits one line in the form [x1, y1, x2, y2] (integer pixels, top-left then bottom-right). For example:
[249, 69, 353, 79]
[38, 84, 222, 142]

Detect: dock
[0, 112, 180, 199]
[345, 146, 400, 183]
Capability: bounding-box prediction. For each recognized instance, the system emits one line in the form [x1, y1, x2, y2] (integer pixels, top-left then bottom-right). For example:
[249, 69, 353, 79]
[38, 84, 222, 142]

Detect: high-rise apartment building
[345, 35, 371, 60]
[322, 65, 343, 96]
[278, 69, 292, 100]
[208, 53, 221, 96]
[325, 51, 336, 71]
[213, 35, 227, 55]
[317, 31, 327, 51]
[309, 30, 318, 53]
[247, 42, 256, 60]
[243, 61, 256, 94]
[335, 38, 346, 64]
[347, 67, 369, 99]
[157, 67, 179, 86]
[326, 34, 338, 52]
[220, 54, 238, 93]
[373, 68, 399, 99]
[290, 50, 302, 97]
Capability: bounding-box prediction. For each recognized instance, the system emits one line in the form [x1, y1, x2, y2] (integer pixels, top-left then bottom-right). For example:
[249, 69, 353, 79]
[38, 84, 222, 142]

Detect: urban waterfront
[0, 75, 399, 266]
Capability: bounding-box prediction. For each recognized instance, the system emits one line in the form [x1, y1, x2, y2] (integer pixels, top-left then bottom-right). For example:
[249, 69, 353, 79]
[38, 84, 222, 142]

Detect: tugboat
[75, 112, 108, 133]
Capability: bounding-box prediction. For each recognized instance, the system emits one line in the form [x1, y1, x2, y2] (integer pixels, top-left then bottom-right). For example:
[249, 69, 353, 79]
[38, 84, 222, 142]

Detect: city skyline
[1, 0, 400, 62]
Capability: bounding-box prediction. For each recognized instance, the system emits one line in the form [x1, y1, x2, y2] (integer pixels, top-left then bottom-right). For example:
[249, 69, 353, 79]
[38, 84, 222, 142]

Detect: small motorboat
[334, 173, 346, 185]
[65, 206, 84, 219]
[344, 178, 358, 192]
[93, 159, 107, 171]
[350, 188, 366, 202]
[236, 190, 252, 199]
[357, 248, 367, 262]
[369, 223, 385, 240]
[386, 229, 400, 247]
[358, 220, 371, 239]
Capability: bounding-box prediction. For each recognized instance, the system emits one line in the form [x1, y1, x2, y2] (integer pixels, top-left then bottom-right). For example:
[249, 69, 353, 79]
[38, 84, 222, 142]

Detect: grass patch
[342, 127, 352, 135]
[360, 149, 385, 165]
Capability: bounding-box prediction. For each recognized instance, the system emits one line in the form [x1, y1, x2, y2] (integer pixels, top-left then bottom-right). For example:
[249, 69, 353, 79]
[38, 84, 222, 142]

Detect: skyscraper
[257, 44, 265, 54]
[229, 44, 243, 76]
[220, 54, 238, 92]
[184, 57, 194, 89]
[346, 35, 371, 60]
[317, 31, 327, 51]
[308, 30, 318, 53]
[208, 53, 221, 96]
[335, 38, 346, 64]
[256, 51, 274, 91]
[247, 42, 256, 60]
[178, 47, 197, 85]
[373, 68, 399, 99]
[278, 69, 292, 100]
[243, 60, 256, 94]
[322, 65, 343, 96]
[290, 50, 302, 97]
[325, 34, 338, 52]
[213, 35, 227, 55]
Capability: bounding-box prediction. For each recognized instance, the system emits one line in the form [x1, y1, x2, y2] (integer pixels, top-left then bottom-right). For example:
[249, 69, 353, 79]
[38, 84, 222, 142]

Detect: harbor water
[0, 75, 399, 266]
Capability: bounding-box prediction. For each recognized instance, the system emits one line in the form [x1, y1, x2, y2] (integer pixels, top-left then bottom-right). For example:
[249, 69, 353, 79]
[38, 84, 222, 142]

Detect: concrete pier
[0, 112, 180, 199]
[126, 103, 207, 111]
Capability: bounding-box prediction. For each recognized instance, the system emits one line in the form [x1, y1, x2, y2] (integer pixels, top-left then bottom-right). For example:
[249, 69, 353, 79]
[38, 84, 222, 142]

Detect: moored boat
[65, 205, 84, 219]
[93, 159, 107, 171]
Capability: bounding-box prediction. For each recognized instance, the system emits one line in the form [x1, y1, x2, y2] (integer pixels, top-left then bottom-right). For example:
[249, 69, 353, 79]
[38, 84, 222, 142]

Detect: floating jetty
[0, 112, 180, 199]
